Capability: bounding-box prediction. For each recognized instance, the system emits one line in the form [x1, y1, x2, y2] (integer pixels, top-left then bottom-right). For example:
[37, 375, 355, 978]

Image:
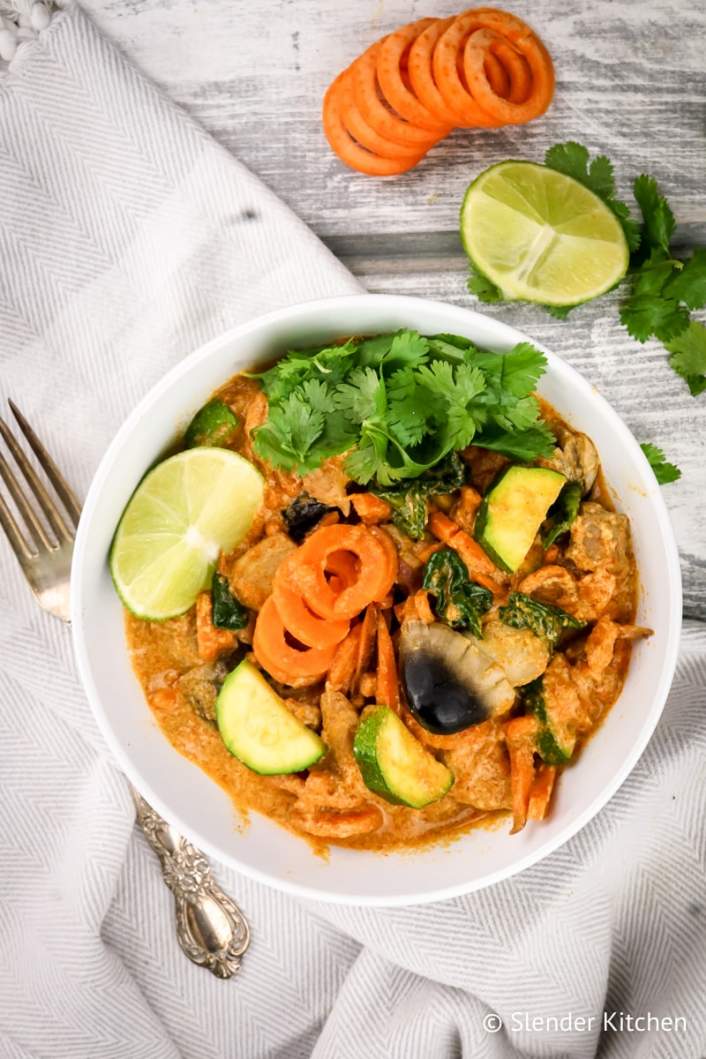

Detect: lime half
[461, 161, 629, 306]
[111, 448, 263, 620]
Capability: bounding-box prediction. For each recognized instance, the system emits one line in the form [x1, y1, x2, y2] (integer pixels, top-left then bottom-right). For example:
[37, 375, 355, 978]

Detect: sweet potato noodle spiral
[322, 7, 554, 175]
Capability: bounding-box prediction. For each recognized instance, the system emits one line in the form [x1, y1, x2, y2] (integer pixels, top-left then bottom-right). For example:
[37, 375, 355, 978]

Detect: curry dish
[119, 330, 649, 853]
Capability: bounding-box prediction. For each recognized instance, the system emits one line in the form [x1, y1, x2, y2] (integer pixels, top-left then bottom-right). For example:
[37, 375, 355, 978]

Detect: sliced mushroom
[539, 426, 599, 495]
[466, 619, 550, 687]
[400, 621, 515, 735]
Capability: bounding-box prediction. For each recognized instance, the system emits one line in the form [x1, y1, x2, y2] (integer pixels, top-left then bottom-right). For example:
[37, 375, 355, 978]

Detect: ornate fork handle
[131, 788, 250, 978]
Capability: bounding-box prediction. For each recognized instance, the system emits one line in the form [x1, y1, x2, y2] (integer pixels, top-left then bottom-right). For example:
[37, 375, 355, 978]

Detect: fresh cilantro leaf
[467, 265, 504, 303]
[545, 142, 640, 251]
[664, 321, 706, 395]
[640, 442, 682, 485]
[543, 481, 582, 548]
[387, 367, 437, 446]
[335, 367, 386, 424]
[499, 592, 585, 649]
[383, 330, 430, 373]
[633, 174, 675, 253]
[252, 391, 325, 471]
[487, 342, 548, 398]
[665, 248, 706, 310]
[473, 422, 556, 461]
[423, 548, 493, 637]
[545, 304, 573, 320]
[252, 339, 359, 400]
[619, 294, 689, 343]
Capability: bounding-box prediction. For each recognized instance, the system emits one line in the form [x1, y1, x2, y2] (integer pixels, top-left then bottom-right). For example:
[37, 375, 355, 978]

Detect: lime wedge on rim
[110, 448, 263, 620]
[461, 161, 629, 307]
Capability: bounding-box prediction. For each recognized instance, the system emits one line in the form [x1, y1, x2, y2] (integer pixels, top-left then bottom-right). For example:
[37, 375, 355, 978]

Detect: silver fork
[0, 401, 250, 978]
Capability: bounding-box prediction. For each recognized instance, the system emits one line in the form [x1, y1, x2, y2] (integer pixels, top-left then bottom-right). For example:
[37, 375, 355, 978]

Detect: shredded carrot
[327, 624, 362, 694]
[368, 526, 399, 601]
[417, 541, 443, 564]
[354, 603, 379, 690]
[543, 544, 560, 563]
[297, 523, 395, 620]
[431, 14, 508, 127]
[527, 764, 557, 821]
[376, 612, 400, 710]
[350, 492, 392, 524]
[505, 715, 538, 833]
[413, 589, 436, 624]
[428, 510, 458, 543]
[195, 591, 236, 663]
[429, 511, 504, 591]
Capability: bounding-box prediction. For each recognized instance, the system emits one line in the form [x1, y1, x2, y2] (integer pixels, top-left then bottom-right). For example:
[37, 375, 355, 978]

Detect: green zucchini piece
[522, 678, 575, 764]
[216, 660, 326, 775]
[475, 465, 566, 572]
[185, 399, 238, 448]
[353, 706, 454, 808]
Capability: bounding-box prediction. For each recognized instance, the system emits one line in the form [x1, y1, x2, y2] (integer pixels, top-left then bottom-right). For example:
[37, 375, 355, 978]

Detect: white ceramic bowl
[71, 294, 681, 906]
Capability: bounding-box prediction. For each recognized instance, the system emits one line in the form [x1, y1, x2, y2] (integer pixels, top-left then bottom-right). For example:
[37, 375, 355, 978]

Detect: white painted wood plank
[80, 0, 706, 617]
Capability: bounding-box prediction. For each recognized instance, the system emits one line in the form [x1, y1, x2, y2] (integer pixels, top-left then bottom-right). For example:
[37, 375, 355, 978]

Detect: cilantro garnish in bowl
[249, 330, 555, 485]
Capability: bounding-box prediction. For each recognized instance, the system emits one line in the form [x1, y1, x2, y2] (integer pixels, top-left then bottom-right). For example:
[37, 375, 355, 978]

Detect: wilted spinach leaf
[373, 452, 466, 539]
[422, 547, 493, 637]
[211, 573, 249, 630]
[499, 592, 584, 649]
[543, 482, 582, 548]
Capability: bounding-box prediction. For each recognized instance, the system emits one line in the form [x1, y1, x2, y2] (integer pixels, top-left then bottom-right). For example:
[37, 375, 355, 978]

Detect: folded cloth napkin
[0, 6, 704, 1059]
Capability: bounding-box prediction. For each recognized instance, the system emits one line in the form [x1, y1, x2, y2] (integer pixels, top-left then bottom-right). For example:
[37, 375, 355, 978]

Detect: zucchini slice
[475, 465, 565, 572]
[523, 678, 575, 764]
[353, 706, 454, 808]
[216, 660, 326, 775]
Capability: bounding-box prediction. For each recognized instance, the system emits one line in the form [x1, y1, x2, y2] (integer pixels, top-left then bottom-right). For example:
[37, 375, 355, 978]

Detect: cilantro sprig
[251, 331, 554, 485]
[640, 443, 682, 485]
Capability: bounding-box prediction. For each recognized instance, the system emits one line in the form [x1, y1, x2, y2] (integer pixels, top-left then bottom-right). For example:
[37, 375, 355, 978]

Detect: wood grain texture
[83, 0, 706, 618]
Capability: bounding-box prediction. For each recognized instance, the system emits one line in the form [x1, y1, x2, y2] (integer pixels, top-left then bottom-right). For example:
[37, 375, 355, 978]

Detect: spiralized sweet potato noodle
[338, 69, 428, 160]
[352, 43, 445, 148]
[322, 73, 426, 176]
[376, 18, 454, 133]
[408, 16, 516, 128]
[432, 9, 538, 125]
[463, 21, 554, 123]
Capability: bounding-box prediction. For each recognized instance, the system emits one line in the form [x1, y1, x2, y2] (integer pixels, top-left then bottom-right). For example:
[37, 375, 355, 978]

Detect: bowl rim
[71, 293, 682, 906]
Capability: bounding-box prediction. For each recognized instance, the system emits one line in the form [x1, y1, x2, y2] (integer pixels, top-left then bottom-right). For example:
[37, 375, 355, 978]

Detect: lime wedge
[461, 161, 629, 306]
[111, 448, 263, 620]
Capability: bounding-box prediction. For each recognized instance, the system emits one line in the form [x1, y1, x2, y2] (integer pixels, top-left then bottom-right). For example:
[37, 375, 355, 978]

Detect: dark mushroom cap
[400, 621, 515, 736]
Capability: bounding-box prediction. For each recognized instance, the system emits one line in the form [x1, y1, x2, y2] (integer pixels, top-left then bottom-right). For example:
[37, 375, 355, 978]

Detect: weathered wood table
[86, 0, 706, 617]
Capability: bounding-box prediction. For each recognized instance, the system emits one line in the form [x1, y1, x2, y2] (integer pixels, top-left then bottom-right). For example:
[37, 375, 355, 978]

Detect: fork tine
[0, 455, 55, 550]
[0, 488, 35, 561]
[8, 401, 82, 526]
[0, 417, 74, 543]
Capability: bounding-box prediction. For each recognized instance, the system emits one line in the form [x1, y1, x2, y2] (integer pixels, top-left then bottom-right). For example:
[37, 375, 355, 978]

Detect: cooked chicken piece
[461, 446, 510, 493]
[539, 426, 599, 495]
[469, 619, 550, 687]
[283, 698, 322, 731]
[518, 564, 579, 612]
[178, 660, 230, 722]
[229, 532, 297, 609]
[302, 454, 351, 516]
[566, 502, 630, 575]
[442, 721, 512, 811]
